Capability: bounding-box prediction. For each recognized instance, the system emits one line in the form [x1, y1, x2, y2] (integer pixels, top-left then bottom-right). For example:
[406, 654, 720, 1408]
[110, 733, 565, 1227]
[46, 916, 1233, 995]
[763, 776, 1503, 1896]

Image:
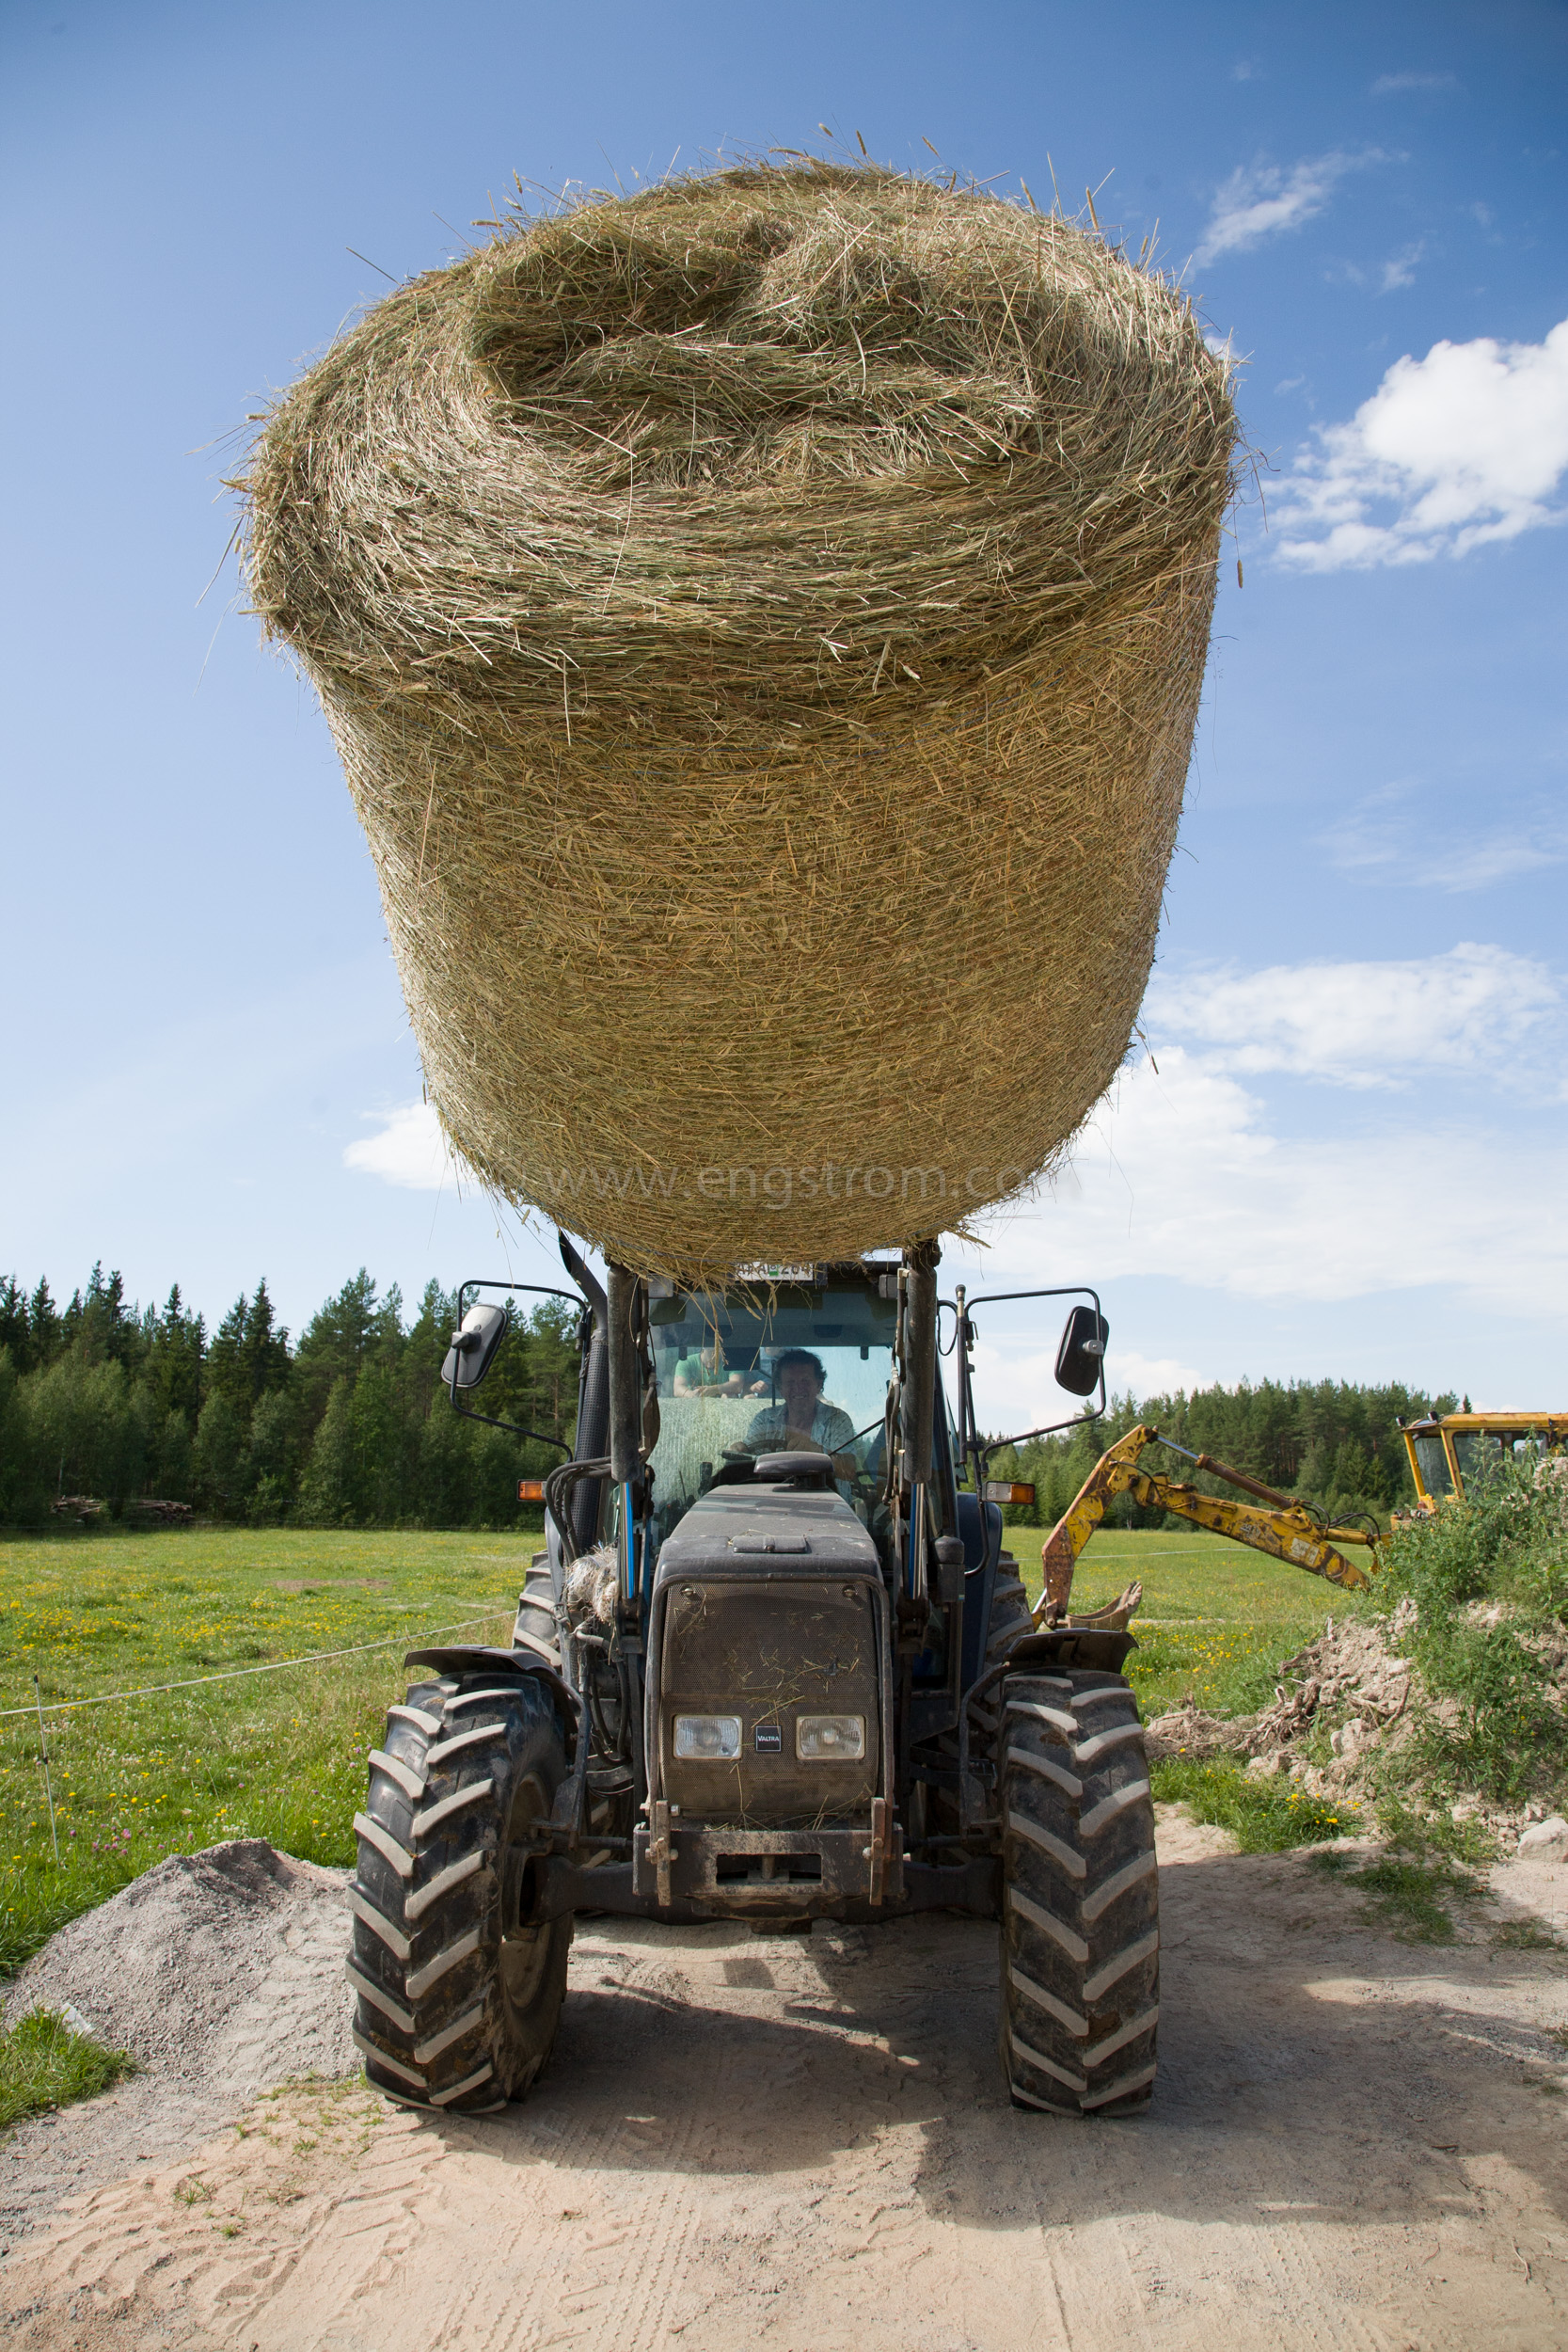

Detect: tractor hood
[653, 1477, 880, 1583]
[648, 1475, 886, 1827]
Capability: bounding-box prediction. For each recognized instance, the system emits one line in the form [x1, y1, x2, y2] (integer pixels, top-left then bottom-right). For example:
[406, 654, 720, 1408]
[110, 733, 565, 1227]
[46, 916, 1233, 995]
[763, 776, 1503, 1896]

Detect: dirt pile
[1148, 1605, 1568, 1848]
[1145, 1615, 1415, 1793]
[4, 1838, 352, 2092]
[1, 1841, 355, 2253]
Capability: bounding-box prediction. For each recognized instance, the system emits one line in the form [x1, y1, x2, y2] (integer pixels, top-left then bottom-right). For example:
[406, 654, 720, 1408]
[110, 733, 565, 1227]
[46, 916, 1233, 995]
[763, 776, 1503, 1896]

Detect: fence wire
[0, 1607, 515, 1721]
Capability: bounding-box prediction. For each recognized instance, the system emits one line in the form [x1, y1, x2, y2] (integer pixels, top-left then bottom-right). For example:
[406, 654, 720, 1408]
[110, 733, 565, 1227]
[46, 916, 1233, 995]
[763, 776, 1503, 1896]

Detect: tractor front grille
[657, 1576, 881, 1824]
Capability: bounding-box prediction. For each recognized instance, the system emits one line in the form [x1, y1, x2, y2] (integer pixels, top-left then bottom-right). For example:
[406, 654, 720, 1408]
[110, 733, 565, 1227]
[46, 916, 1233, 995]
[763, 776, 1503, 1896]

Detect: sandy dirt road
[3, 1817, 1565, 2351]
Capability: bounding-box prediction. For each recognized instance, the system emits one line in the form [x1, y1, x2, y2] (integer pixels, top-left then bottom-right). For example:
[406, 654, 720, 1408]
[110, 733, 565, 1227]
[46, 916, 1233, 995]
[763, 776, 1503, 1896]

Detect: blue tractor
[347, 1239, 1157, 2118]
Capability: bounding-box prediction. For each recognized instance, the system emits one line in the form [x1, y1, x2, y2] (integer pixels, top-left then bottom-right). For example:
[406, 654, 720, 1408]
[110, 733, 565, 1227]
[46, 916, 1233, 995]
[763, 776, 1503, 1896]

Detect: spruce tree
[294, 1270, 382, 1429]
[146, 1285, 205, 1428]
[0, 1277, 28, 1369]
[238, 1279, 293, 1405]
[296, 1375, 358, 1526]
[28, 1278, 60, 1369]
[205, 1294, 252, 1427]
[193, 1391, 248, 1516]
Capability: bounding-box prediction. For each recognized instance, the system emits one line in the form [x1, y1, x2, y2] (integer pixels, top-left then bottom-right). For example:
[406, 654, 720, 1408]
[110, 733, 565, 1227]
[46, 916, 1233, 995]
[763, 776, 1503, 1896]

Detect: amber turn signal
[982, 1480, 1036, 1506]
[516, 1478, 546, 1502]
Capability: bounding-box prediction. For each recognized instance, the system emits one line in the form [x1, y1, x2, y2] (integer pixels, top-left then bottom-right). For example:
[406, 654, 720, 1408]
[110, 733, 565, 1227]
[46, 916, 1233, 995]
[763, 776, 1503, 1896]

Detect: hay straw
[244, 161, 1236, 1282]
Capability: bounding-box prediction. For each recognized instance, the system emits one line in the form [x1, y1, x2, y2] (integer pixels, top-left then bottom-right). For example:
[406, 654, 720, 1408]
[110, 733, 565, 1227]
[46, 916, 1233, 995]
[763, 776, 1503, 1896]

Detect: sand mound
[5, 1838, 353, 2093]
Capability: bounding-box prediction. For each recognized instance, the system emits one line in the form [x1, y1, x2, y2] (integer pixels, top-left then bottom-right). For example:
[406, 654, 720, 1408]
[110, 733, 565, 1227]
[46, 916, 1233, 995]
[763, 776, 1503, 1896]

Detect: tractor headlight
[673, 1713, 742, 1760]
[796, 1713, 866, 1761]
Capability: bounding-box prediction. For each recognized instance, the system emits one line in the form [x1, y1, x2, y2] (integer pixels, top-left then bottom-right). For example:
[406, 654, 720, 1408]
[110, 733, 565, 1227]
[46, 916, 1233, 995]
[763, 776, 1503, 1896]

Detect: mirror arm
[955, 1285, 1109, 1487]
[973, 1409, 1104, 1486]
[447, 1396, 573, 1456]
[443, 1275, 592, 1448]
[454, 1276, 588, 1321]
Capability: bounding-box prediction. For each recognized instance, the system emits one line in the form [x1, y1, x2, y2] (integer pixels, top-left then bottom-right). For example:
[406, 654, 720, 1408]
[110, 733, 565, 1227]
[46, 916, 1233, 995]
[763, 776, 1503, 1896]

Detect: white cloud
[965, 1341, 1073, 1439]
[1113, 1348, 1212, 1398]
[1147, 944, 1562, 1090]
[1380, 242, 1424, 293]
[1371, 72, 1459, 95]
[344, 1101, 471, 1190]
[1196, 151, 1385, 264]
[1323, 781, 1564, 892]
[1274, 319, 1568, 567]
[965, 1337, 1209, 1438]
[974, 1046, 1568, 1322]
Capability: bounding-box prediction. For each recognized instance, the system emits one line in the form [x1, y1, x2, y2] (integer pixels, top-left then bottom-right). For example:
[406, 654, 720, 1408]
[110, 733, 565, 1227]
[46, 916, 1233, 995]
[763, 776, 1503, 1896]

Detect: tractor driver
[743, 1348, 858, 1475]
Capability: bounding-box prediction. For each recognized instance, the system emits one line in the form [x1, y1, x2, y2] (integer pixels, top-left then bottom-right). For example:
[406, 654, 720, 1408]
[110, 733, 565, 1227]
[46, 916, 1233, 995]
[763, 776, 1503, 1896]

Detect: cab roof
[1402, 1412, 1568, 1437]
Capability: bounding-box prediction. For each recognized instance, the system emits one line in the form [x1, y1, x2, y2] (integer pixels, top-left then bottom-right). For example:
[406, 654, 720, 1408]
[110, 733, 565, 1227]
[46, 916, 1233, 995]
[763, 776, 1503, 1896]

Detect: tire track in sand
[4, 1831, 1566, 2350]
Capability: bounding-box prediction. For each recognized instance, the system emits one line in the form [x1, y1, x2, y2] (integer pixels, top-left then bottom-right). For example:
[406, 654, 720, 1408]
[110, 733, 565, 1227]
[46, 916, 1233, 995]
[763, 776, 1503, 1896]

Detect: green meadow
[1005, 1518, 1344, 1718]
[1006, 1519, 1358, 1848]
[0, 1527, 524, 1974]
[0, 1520, 1346, 1979]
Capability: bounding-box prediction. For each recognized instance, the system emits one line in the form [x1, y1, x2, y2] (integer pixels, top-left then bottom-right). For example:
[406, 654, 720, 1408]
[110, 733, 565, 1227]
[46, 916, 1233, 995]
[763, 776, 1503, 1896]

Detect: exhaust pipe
[606, 1263, 644, 1494]
[903, 1240, 940, 1598]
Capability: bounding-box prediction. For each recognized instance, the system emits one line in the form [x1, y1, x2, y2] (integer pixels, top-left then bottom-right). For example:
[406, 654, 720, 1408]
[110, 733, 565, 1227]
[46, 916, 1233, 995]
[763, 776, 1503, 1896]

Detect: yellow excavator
[1023, 1422, 1381, 1626]
[1398, 1411, 1568, 1517]
[1031, 1410, 1568, 1624]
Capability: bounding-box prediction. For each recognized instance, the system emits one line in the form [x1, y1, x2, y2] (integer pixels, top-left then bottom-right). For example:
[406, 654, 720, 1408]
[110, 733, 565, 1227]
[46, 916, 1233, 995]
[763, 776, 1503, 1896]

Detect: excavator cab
[1399, 1412, 1568, 1514]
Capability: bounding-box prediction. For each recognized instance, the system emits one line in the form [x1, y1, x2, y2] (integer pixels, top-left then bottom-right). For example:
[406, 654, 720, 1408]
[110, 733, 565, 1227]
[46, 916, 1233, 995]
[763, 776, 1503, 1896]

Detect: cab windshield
[1412, 1432, 1453, 1500]
[647, 1279, 896, 1537]
[1450, 1429, 1505, 1488]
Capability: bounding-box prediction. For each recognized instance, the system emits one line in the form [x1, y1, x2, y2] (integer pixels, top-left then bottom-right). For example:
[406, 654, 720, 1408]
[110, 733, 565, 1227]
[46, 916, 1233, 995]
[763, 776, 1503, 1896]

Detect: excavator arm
[1037, 1422, 1377, 1625]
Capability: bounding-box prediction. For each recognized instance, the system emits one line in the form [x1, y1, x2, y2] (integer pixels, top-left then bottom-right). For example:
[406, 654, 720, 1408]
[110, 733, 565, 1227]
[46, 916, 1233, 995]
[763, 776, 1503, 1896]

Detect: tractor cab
[1400, 1411, 1568, 1513]
[641, 1263, 902, 1547]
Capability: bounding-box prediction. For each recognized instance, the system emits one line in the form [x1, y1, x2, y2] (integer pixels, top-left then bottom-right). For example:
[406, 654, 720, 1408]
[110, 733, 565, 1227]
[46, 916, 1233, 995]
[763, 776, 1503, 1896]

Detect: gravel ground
[1, 1822, 1565, 2349]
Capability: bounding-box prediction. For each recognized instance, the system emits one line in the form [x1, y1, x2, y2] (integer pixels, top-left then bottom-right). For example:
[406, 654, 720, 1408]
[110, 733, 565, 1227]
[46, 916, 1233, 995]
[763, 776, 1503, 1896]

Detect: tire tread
[350, 1672, 571, 2111]
[1000, 1667, 1159, 2117]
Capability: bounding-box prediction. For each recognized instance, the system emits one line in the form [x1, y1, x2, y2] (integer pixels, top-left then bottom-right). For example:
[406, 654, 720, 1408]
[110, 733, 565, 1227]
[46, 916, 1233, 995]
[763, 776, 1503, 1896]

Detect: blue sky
[3, 0, 1564, 1422]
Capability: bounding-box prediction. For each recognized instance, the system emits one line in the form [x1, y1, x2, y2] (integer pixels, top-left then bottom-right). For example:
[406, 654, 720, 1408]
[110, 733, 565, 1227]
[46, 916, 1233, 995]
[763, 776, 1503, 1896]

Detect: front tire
[985, 1551, 1034, 1665]
[349, 1670, 573, 2111]
[999, 1667, 1159, 2116]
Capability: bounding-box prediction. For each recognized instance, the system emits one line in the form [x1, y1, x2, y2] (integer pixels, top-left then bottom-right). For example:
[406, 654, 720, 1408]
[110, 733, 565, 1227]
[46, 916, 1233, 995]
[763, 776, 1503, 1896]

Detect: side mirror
[441, 1301, 508, 1391]
[1055, 1304, 1108, 1397]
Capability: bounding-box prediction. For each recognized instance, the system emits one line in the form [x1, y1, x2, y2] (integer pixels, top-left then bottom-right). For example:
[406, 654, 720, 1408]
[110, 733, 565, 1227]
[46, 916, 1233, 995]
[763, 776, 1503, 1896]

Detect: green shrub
[1307, 1804, 1485, 1942]
[1307, 1850, 1471, 1942]
[1376, 1454, 1567, 1806]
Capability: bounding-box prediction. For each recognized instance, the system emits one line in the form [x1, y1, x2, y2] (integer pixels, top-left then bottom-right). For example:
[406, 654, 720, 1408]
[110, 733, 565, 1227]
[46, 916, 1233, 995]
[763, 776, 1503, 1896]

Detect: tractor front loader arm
[1034, 1423, 1375, 1625]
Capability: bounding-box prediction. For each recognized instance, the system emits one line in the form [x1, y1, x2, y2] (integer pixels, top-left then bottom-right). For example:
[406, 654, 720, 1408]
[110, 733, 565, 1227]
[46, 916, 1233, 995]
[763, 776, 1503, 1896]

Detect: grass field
[0, 2006, 135, 2127]
[1002, 1517, 1345, 1719]
[0, 1520, 1348, 1982]
[1004, 1518, 1361, 1849]
[0, 1527, 526, 1976]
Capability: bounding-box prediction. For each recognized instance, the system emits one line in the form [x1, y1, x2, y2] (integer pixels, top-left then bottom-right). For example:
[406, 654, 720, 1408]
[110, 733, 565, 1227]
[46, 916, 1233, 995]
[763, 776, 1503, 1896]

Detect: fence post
[34, 1675, 60, 1865]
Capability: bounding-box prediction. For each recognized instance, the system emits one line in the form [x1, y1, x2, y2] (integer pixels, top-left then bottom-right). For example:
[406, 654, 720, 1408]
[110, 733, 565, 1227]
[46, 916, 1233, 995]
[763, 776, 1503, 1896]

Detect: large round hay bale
[245, 163, 1235, 1281]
